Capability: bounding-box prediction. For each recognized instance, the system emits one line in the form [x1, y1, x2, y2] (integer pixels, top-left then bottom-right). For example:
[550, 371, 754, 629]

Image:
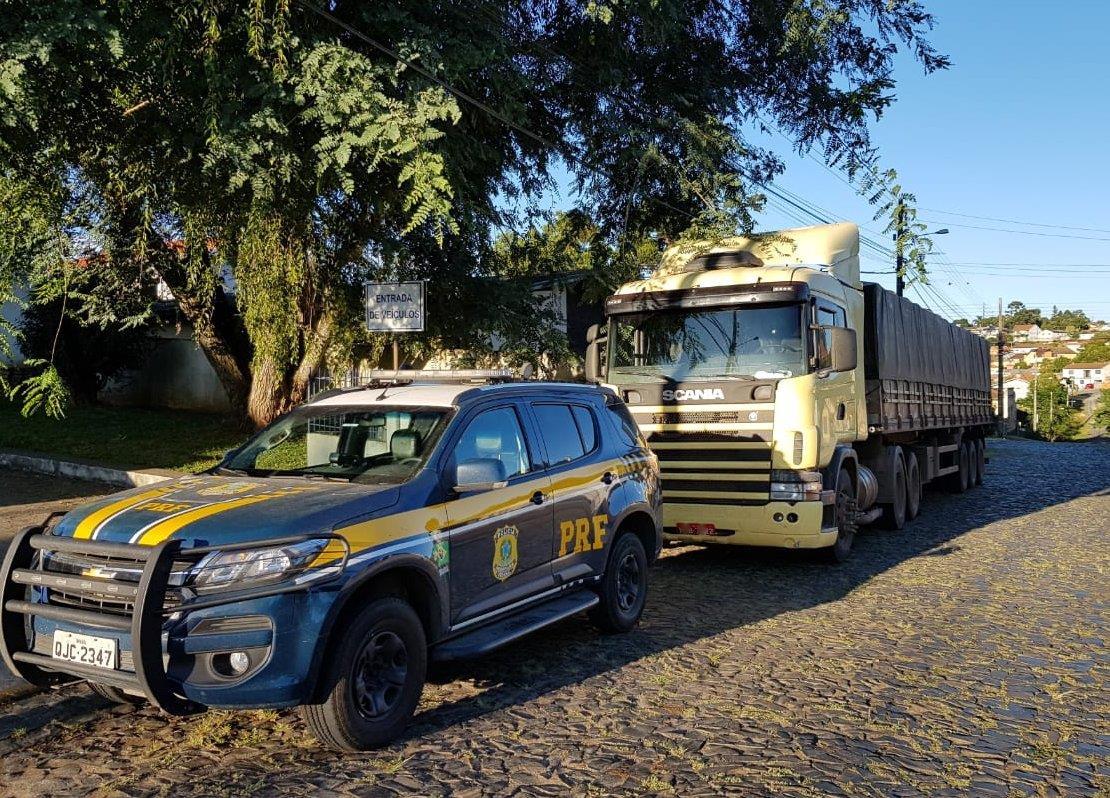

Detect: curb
[0, 450, 179, 488]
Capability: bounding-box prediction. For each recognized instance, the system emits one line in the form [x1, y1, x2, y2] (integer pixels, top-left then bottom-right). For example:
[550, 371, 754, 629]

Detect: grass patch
[0, 400, 244, 473]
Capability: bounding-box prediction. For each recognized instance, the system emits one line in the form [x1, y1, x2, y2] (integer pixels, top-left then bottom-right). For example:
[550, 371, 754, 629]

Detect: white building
[1061, 362, 1110, 388]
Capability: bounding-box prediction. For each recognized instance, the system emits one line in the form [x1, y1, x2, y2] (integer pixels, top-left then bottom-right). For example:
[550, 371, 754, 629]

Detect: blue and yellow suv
[0, 372, 661, 750]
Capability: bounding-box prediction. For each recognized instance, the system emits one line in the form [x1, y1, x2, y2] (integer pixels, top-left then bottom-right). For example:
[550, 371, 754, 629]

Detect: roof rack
[363, 369, 520, 387]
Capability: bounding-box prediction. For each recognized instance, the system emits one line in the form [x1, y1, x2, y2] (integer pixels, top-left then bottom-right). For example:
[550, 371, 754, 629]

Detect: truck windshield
[607, 303, 806, 384]
[222, 405, 449, 484]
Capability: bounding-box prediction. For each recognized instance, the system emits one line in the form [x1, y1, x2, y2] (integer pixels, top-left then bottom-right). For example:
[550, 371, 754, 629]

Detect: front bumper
[662, 499, 838, 548]
[0, 525, 347, 713]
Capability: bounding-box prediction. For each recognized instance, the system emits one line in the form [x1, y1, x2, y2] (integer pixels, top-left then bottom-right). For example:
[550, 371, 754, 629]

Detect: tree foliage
[1, 0, 949, 425]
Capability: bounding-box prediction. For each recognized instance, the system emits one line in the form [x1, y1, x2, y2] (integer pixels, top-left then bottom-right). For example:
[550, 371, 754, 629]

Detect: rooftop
[310, 379, 602, 409]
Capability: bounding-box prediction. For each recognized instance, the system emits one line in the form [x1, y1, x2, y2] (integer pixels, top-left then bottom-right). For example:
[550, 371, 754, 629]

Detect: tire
[823, 468, 856, 563]
[965, 440, 979, 488]
[949, 440, 970, 493]
[88, 682, 146, 705]
[904, 449, 922, 521]
[589, 532, 648, 633]
[879, 449, 907, 530]
[974, 439, 985, 485]
[300, 597, 427, 752]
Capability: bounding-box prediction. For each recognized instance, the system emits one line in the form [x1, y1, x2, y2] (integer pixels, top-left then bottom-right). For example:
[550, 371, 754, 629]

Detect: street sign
[364, 281, 426, 333]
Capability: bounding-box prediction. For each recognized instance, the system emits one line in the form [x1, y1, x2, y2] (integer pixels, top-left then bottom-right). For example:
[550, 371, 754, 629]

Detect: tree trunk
[245, 312, 335, 428]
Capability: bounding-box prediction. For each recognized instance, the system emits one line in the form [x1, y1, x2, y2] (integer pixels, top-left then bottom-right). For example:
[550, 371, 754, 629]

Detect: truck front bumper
[662, 499, 838, 548]
[0, 525, 347, 713]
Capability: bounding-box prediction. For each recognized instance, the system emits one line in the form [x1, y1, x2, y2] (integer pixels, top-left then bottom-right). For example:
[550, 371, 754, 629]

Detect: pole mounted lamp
[895, 226, 949, 297]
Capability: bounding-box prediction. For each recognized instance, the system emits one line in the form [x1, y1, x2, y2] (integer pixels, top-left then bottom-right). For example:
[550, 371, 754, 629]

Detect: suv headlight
[770, 469, 823, 502]
[191, 539, 331, 593]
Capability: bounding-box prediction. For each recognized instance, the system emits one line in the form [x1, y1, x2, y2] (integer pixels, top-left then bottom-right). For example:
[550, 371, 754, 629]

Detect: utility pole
[894, 202, 906, 297]
[1033, 361, 1040, 433]
[997, 298, 1005, 427]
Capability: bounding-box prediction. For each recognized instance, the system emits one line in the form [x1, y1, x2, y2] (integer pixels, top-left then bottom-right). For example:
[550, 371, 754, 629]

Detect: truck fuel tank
[855, 466, 879, 510]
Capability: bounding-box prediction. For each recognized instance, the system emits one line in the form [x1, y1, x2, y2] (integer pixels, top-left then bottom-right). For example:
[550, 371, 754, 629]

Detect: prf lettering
[139, 501, 192, 513]
[558, 514, 607, 556]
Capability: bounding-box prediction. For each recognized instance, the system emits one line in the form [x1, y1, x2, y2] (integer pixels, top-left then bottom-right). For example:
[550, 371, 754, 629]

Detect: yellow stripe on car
[135, 488, 312, 546]
[73, 487, 176, 540]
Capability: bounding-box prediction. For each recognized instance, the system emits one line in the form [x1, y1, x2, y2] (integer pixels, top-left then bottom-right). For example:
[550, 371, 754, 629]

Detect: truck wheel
[949, 441, 970, 493]
[87, 682, 146, 705]
[823, 468, 856, 563]
[589, 532, 648, 633]
[904, 451, 922, 521]
[879, 450, 907, 530]
[974, 440, 985, 485]
[300, 597, 427, 752]
[965, 440, 979, 488]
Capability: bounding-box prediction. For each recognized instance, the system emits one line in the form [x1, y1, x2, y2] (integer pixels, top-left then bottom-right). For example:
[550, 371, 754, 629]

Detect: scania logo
[661, 388, 725, 401]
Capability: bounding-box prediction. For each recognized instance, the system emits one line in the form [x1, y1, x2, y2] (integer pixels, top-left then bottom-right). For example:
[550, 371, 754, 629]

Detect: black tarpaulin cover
[862, 283, 990, 391]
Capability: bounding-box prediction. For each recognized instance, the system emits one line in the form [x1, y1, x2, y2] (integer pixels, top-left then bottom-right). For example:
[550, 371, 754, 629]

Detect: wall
[100, 324, 233, 413]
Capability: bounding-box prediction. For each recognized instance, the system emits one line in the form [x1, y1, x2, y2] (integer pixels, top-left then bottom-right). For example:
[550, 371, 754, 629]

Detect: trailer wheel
[904, 450, 921, 521]
[965, 440, 979, 488]
[949, 441, 970, 493]
[879, 449, 907, 530]
[823, 468, 856, 563]
[974, 440, 985, 485]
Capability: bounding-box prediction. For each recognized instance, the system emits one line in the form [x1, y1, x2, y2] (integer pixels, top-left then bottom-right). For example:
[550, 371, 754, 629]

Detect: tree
[1044, 308, 1091, 332]
[1020, 365, 1081, 442]
[1, 1, 949, 426]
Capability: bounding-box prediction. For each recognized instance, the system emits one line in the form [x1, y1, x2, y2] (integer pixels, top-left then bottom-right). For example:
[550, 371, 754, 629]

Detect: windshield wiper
[696, 373, 757, 380]
[213, 465, 252, 476]
[296, 473, 352, 483]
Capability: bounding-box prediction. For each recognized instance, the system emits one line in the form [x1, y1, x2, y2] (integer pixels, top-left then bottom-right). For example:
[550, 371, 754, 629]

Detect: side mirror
[585, 323, 606, 383]
[454, 458, 508, 493]
[828, 327, 857, 373]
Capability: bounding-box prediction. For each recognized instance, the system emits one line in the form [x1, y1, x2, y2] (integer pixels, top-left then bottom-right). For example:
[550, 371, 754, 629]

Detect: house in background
[1061, 362, 1110, 389]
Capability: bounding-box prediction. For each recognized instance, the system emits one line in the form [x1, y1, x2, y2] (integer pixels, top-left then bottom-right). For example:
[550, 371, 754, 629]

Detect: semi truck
[585, 222, 993, 561]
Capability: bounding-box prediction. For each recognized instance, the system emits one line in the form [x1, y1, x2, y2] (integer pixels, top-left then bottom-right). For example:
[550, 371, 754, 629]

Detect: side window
[452, 406, 531, 479]
[571, 405, 598, 454]
[532, 404, 586, 465]
[605, 399, 645, 449]
[815, 302, 848, 367]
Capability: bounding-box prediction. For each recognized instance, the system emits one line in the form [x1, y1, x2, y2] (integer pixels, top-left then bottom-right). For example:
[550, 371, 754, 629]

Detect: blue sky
[538, 1, 1110, 322]
[753, 0, 1110, 322]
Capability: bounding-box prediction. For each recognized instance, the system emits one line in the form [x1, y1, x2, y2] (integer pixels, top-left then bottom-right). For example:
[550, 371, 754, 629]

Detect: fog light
[773, 512, 784, 522]
[228, 651, 250, 675]
[787, 513, 798, 523]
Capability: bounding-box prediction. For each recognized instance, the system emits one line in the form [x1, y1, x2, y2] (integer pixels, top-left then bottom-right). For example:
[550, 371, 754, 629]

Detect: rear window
[571, 405, 597, 453]
[532, 404, 585, 465]
[605, 399, 646, 449]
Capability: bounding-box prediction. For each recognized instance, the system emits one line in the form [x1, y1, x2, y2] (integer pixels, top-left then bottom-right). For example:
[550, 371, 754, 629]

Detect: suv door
[527, 401, 613, 585]
[444, 402, 555, 624]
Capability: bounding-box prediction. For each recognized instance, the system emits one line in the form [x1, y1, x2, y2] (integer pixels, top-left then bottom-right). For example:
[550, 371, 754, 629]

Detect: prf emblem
[492, 526, 519, 581]
[559, 514, 608, 557]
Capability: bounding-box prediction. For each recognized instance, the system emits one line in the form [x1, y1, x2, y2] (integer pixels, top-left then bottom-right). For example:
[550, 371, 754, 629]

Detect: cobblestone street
[1, 438, 1107, 797]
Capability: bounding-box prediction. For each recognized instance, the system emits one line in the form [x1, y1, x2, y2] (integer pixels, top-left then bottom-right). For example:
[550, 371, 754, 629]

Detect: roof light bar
[363, 369, 515, 384]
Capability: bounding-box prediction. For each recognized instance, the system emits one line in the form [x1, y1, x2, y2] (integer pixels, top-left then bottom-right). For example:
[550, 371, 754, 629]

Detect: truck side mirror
[585, 323, 606, 383]
[828, 327, 857, 373]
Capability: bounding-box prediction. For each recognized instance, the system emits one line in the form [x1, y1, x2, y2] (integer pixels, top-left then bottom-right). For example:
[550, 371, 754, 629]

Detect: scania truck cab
[587, 223, 993, 561]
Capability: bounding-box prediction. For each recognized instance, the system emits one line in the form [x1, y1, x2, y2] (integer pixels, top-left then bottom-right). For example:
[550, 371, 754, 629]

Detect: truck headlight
[770, 470, 823, 502]
[191, 539, 331, 592]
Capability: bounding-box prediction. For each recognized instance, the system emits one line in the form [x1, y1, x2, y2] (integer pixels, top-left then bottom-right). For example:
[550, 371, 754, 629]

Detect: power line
[917, 220, 1110, 242]
[920, 208, 1110, 235]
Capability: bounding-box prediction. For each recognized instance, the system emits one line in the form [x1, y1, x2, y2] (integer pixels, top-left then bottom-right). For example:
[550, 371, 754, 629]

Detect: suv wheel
[87, 682, 146, 705]
[589, 532, 648, 633]
[300, 597, 427, 751]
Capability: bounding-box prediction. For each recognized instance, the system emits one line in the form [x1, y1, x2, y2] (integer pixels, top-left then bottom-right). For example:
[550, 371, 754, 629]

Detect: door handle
[530, 491, 545, 505]
[602, 472, 614, 485]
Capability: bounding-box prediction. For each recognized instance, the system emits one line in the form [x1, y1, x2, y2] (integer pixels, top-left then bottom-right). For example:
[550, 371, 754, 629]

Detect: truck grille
[648, 432, 772, 506]
[39, 550, 193, 616]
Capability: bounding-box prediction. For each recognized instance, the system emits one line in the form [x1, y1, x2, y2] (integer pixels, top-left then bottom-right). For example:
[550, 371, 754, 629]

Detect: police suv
[0, 372, 662, 750]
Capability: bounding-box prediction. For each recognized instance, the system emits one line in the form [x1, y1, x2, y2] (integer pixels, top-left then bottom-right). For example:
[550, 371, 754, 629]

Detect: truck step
[433, 590, 599, 662]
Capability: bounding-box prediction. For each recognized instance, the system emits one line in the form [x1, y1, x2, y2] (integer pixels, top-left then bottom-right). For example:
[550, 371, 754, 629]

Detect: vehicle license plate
[676, 522, 716, 536]
[52, 630, 117, 670]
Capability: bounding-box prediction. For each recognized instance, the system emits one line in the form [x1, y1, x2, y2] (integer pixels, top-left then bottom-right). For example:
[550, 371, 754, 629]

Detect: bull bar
[0, 517, 349, 715]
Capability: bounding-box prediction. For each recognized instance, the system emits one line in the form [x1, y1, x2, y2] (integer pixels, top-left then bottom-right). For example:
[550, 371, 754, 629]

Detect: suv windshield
[223, 405, 450, 484]
[608, 303, 806, 384]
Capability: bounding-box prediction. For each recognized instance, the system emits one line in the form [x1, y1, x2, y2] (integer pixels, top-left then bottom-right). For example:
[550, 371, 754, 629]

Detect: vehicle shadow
[404, 438, 1110, 742]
